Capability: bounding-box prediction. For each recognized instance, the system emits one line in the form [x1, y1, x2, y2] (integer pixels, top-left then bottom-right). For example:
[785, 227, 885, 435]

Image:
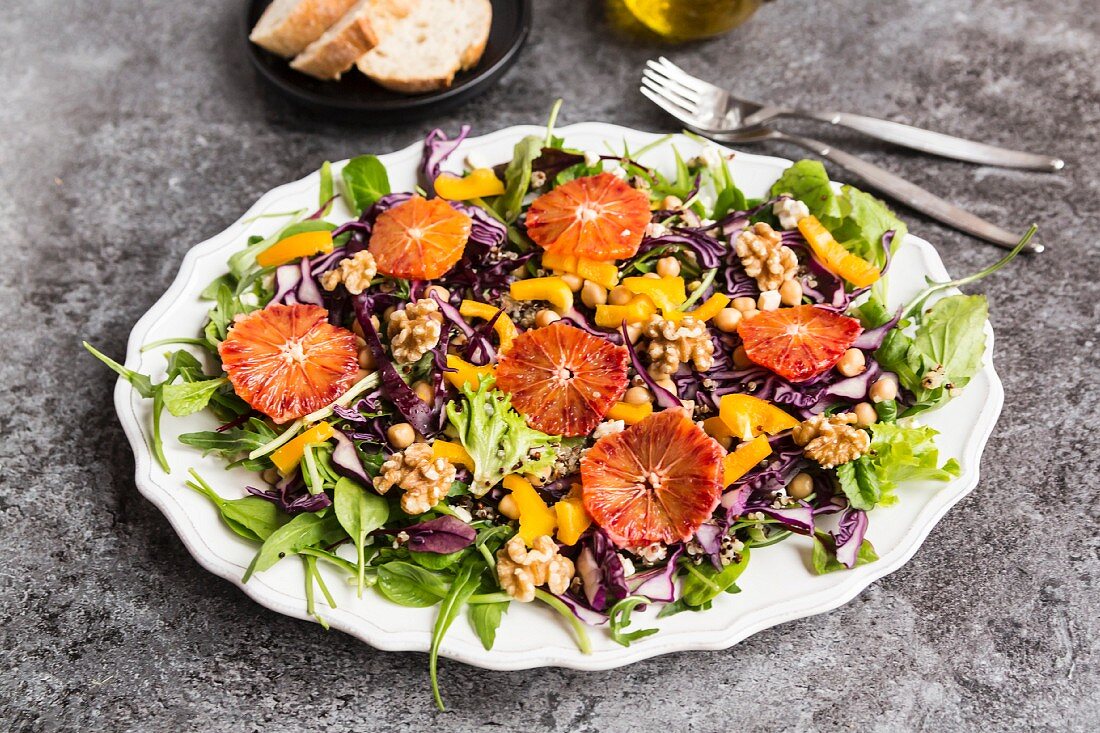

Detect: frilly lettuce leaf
[445, 378, 559, 496]
[838, 422, 961, 511]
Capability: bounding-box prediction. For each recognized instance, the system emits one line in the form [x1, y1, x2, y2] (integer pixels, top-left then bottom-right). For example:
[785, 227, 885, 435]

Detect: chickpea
[869, 376, 898, 403]
[608, 285, 633, 306]
[358, 346, 377, 370]
[788, 472, 814, 500]
[425, 284, 450, 301]
[713, 308, 742, 333]
[741, 308, 760, 321]
[732, 345, 752, 369]
[854, 401, 877, 427]
[625, 323, 643, 343]
[534, 309, 561, 328]
[560, 272, 583, 292]
[732, 297, 756, 313]
[654, 376, 678, 395]
[779, 279, 803, 307]
[625, 386, 652, 405]
[382, 305, 396, 323]
[352, 319, 365, 338]
[498, 494, 520, 520]
[757, 290, 781, 311]
[836, 348, 867, 377]
[386, 422, 416, 449]
[643, 271, 662, 280]
[412, 380, 434, 403]
[661, 195, 683, 210]
[580, 280, 608, 308]
[656, 256, 681, 278]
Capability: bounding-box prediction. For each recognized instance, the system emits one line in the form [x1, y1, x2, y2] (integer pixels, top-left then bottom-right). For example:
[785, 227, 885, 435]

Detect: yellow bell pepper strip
[503, 474, 557, 545]
[509, 276, 574, 313]
[270, 421, 335, 474]
[622, 276, 687, 312]
[554, 487, 592, 546]
[797, 215, 881, 288]
[541, 251, 619, 289]
[666, 293, 731, 324]
[722, 435, 772, 486]
[718, 394, 800, 442]
[443, 354, 495, 390]
[432, 440, 474, 471]
[594, 295, 657, 328]
[702, 415, 735, 442]
[256, 230, 334, 268]
[458, 299, 518, 352]
[434, 168, 506, 201]
[606, 401, 653, 425]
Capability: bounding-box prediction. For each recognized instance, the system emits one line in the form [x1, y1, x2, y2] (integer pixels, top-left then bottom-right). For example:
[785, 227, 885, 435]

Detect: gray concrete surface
[1, 0, 1097, 730]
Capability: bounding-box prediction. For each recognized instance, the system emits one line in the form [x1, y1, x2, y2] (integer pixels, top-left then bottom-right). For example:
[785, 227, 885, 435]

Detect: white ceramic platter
[115, 122, 1002, 671]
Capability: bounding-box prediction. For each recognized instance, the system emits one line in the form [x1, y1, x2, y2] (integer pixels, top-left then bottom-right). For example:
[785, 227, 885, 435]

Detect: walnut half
[373, 443, 456, 515]
[734, 222, 798, 292]
[792, 413, 870, 469]
[496, 535, 575, 603]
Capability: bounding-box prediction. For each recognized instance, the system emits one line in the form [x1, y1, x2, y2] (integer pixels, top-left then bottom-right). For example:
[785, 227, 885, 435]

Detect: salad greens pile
[87, 103, 1032, 708]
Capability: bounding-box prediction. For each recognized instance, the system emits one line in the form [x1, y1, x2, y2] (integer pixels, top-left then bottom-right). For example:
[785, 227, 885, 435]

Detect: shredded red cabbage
[420, 126, 471, 194]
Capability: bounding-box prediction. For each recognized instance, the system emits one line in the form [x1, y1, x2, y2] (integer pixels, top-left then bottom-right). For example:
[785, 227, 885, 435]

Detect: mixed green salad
[87, 103, 1033, 708]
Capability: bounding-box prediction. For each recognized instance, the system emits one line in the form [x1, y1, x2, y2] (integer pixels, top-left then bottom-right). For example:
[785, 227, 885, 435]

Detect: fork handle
[794, 110, 1064, 172]
[772, 131, 1042, 252]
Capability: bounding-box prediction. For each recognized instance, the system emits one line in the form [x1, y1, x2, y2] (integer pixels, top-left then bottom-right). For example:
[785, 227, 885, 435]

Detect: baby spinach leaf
[186, 469, 286, 543]
[812, 533, 878, 574]
[912, 294, 987, 394]
[341, 155, 390, 214]
[430, 559, 481, 710]
[244, 511, 346, 581]
[769, 160, 845, 226]
[495, 135, 542, 223]
[410, 549, 469, 571]
[333, 477, 389, 597]
[376, 562, 449, 607]
[468, 600, 508, 650]
[162, 377, 228, 417]
[680, 548, 751, 607]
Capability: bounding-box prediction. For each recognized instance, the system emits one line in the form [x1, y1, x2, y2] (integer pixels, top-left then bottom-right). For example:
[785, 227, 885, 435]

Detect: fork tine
[644, 59, 704, 100]
[642, 68, 701, 105]
[640, 86, 695, 126]
[641, 76, 698, 117]
[653, 57, 711, 94]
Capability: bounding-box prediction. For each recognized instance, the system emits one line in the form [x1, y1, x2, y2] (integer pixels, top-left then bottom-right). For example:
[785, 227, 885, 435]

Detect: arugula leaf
[429, 558, 482, 710]
[680, 548, 750, 607]
[769, 160, 845, 225]
[83, 342, 154, 398]
[179, 418, 278, 460]
[495, 135, 542, 223]
[376, 561, 449, 607]
[608, 596, 658, 647]
[341, 155, 390, 214]
[162, 377, 228, 417]
[186, 469, 287, 543]
[446, 378, 559, 496]
[468, 600, 508, 650]
[812, 533, 878, 574]
[318, 160, 335, 217]
[333, 478, 389, 597]
[244, 511, 346, 581]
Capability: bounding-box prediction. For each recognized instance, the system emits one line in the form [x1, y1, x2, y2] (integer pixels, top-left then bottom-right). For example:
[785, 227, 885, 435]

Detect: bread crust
[290, 0, 415, 81]
[250, 0, 359, 58]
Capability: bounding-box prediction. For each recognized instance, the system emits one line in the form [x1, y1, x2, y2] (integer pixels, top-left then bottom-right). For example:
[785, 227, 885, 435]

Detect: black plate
[245, 0, 532, 120]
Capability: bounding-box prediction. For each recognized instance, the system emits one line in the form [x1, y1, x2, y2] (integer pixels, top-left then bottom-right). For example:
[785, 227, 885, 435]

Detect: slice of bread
[290, 0, 416, 81]
[356, 0, 492, 94]
[249, 0, 359, 58]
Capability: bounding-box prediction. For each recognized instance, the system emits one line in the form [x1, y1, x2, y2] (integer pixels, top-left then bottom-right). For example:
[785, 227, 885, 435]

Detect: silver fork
[645, 57, 1063, 172]
[641, 60, 1044, 252]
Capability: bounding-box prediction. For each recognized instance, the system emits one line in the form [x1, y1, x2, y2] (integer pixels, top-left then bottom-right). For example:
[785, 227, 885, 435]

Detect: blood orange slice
[496, 322, 628, 437]
[525, 173, 651, 261]
[218, 304, 359, 424]
[737, 304, 863, 383]
[581, 409, 724, 548]
[368, 195, 472, 279]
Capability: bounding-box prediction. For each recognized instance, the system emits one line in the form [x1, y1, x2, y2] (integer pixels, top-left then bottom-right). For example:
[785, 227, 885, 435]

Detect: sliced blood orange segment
[581, 409, 724, 548]
[737, 304, 863, 383]
[496, 322, 628, 437]
[218, 304, 359, 424]
[368, 195, 472, 279]
[525, 173, 651, 261]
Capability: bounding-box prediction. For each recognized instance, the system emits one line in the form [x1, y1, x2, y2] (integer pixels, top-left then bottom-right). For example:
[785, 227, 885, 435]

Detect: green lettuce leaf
[445, 378, 559, 496]
[769, 159, 845, 226]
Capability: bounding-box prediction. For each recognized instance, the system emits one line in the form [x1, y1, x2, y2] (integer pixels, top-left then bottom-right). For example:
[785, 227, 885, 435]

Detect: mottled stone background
[1, 0, 1097, 730]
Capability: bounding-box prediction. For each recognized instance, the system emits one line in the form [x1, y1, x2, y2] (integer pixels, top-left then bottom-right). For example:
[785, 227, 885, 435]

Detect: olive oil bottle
[619, 0, 762, 41]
